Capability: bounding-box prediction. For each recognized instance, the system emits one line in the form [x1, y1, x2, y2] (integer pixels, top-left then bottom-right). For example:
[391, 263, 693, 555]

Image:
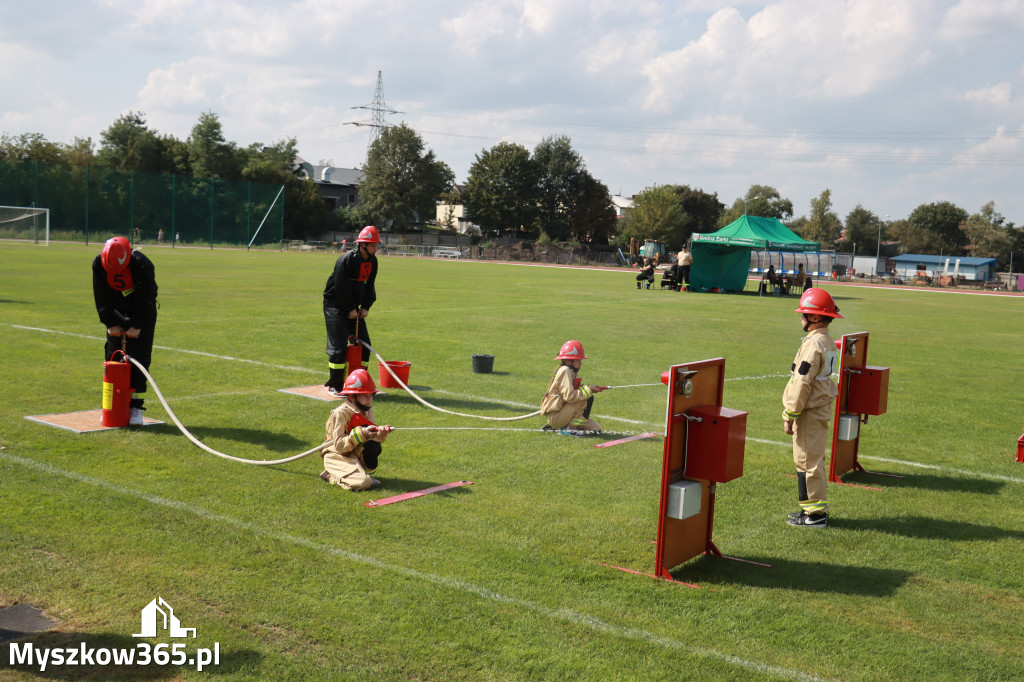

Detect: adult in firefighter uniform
[320, 369, 393, 490]
[92, 236, 158, 426]
[782, 288, 842, 528]
[541, 340, 607, 433]
[323, 226, 380, 394]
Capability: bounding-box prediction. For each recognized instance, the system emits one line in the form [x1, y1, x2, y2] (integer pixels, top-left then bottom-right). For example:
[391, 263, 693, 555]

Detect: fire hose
[126, 355, 327, 466]
[122, 348, 641, 466]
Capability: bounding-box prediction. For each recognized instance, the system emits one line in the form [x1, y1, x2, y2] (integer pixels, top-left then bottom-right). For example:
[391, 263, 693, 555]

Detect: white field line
[1, 451, 824, 682]
[11, 323, 1018, 485]
[747, 437, 1024, 485]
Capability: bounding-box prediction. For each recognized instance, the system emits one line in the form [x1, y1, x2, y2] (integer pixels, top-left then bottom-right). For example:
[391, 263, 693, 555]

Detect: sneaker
[369, 477, 382, 488]
[787, 512, 827, 528]
[787, 510, 804, 519]
[128, 407, 145, 426]
[558, 429, 589, 438]
[327, 386, 342, 397]
[319, 470, 331, 483]
[541, 425, 554, 431]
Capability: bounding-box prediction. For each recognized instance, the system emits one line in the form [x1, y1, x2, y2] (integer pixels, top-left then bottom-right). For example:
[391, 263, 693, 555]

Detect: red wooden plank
[593, 431, 661, 448]
[364, 480, 473, 507]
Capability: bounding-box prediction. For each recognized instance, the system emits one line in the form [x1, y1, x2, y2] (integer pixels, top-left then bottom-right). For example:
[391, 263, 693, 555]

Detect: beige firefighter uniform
[321, 401, 379, 491]
[541, 365, 601, 431]
[782, 327, 838, 515]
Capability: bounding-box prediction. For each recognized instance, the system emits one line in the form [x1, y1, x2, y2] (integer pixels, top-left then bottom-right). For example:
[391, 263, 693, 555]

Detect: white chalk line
[11, 323, 1018, 485]
[746, 437, 1024, 485]
[0, 451, 822, 682]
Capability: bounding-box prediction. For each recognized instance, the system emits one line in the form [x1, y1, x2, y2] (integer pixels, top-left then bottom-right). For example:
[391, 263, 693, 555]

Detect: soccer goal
[0, 205, 50, 245]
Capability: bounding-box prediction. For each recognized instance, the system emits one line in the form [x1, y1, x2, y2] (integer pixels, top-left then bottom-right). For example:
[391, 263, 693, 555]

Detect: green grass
[2, 240, 1023, 680]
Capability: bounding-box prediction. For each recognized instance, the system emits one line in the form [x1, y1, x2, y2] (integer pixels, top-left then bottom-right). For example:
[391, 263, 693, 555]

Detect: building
[294, 157, 362, 211]
[434, 184, 481, 235]
[890, 253, 997, 282]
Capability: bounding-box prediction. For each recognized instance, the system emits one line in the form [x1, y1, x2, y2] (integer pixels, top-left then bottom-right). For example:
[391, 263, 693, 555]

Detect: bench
[432, 247, 462, 259]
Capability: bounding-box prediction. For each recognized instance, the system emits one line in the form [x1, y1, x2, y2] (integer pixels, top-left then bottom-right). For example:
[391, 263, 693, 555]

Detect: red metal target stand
[828, 332, 900, 490]
[604, 358, 770, 588]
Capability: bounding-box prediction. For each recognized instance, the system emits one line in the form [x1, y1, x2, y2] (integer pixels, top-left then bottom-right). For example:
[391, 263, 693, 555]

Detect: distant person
[92, 236, 158, 426]
[175, 231, 180, 244]
[319, 369, 393, 490]
[323, 225, 380, 394]
[782, 288, 842, 528]
[676, 246, 693, 290]
[793, 263, 812, 293]
[636, 258, 655, 289]
[760, 264, 780, 294]
[157, 228, 164, 243]
[541, 340, 607, 434]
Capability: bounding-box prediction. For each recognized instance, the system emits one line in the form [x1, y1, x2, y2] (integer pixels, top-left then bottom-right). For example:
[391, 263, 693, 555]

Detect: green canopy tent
[690, 215, 820, 292]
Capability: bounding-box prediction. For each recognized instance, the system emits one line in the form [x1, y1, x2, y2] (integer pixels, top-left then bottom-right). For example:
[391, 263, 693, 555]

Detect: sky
[2, 0, 1023, 224]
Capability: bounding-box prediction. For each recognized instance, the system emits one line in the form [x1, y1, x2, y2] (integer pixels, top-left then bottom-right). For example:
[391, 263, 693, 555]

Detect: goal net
[0, 205, 50, 245]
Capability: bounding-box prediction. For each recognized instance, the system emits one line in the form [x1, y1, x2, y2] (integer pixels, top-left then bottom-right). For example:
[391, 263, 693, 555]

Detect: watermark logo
[133, 597, 196, 638]
[9, 599, 218, 673]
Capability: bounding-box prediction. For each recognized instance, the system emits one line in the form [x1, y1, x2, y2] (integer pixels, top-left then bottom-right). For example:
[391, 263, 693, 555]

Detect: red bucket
[378, 361, 411, 389]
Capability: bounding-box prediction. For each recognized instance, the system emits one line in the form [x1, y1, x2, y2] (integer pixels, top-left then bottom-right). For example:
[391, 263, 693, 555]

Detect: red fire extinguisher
[1016, 427, 1024, 463]
[102, 350, 133, 427]
[343, 316, 364, 382]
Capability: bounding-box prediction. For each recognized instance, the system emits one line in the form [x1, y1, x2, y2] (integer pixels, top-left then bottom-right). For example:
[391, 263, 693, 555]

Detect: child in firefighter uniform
[319, 369, 393, 491]
[541, 340, 608, 433]
[782, 288, 842, 528]
[92, 236, 158, 426]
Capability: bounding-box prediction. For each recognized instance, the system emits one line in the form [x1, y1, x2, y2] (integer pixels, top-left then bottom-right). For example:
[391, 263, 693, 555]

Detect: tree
[463, 142, 540, 238]
[359, 123, 454, 232]
[889, 218, 942, 254]
[567, 172, 617, 245]
[840, 205, 881, 256]
[533, 135, 587, 241]
[906, 201, 969, 255]
[188, 111, 236, 179]
[961, 202, 1012, 267]
[719, 184, 793, 227]
[670, 185, 725, 243]
[619, 185, 686, 247]
[801, 189, 843, 249]
[98, 111, 163, 172]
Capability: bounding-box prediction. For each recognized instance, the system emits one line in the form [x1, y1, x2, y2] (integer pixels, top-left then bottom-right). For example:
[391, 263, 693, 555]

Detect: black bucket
[472, 354, 494, 374]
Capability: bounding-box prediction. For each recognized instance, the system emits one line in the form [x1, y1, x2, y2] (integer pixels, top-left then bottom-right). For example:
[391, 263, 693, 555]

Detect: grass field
[2, 240, 1023, 681]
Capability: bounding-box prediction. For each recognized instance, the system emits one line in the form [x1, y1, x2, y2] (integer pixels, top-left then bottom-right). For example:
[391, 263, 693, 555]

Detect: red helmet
[340, 368, 380, 395]
[796, 288, 843, 318]
[100, 236, 132, 274]
[555, 340, 587, 360]
[356, 225, 381, 244]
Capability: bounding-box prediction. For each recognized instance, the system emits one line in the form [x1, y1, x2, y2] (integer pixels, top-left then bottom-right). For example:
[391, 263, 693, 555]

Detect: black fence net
[0, 159, 284, 248]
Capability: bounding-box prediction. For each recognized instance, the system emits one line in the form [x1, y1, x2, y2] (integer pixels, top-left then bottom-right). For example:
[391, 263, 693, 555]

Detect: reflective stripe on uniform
[328, 361, 346, 370]
[800, 500, 828, 513]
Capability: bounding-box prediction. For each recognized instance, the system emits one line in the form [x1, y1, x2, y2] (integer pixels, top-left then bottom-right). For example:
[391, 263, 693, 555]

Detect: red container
[847, 366, 890, 416]
[378, 361, 411, 389]
[101, 356, 132, 427]
[683, 405, 747, 483]
[1016, 427, 1024, 463]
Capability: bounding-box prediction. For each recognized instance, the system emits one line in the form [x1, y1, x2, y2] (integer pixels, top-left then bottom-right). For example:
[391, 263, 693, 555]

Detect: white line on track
[1, 451, 823, 682]
[11, 323, 1018, 485]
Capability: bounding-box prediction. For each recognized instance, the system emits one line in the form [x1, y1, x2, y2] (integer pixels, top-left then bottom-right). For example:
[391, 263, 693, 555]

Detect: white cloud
[962, 82, 1013, 106]
[938, 0, 1024, 41]
[442, 2, 515, 56]
[642, 1, 937, 111]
